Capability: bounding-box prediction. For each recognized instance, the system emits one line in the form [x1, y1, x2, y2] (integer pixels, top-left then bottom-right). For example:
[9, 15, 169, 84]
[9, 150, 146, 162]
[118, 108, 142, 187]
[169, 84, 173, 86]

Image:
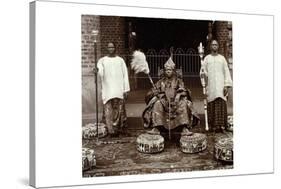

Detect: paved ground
[82, 88, 233, 177]
[83, 115, 233, 177]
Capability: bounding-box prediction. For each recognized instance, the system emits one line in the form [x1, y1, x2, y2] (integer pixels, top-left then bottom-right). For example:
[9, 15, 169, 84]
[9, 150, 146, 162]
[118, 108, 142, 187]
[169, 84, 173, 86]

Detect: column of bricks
[81, 15, 101, 65]
[100, 16, 127, 59]
[215, 21, 233, 68]
[215, 21, 229, 55]
[81, 15, 102, 115]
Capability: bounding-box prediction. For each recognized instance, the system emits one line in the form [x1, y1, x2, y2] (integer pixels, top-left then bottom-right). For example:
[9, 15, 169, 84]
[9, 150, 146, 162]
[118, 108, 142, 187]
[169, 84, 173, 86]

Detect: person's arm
[222, 56, 233, 96]
[223, 57, 232, 87]
[151, 80, 160, 96]
[177, 78, 185, 92]
[96, 58, 104, 78]
[174, 79, 188, 103]
[121, 59, 130, 94]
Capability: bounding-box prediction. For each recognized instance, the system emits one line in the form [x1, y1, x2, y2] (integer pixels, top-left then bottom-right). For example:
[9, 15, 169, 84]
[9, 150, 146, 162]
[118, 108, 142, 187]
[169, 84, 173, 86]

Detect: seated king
[142, 57, 200, 137]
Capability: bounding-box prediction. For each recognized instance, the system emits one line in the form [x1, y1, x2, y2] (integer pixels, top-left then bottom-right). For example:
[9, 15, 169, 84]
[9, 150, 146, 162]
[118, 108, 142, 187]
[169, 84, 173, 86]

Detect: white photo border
[31, 0, 274, 188]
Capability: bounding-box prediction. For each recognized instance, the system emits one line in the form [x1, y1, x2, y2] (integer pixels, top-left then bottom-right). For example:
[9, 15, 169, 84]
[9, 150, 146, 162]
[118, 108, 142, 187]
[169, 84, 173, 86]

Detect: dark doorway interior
[125, 17, 210, 92]
[127, 17, 210, 52]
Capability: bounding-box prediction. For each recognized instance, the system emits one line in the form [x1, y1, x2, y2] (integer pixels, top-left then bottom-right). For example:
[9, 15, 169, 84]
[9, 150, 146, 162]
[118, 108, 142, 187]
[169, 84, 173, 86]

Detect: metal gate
[130, 48, 201, 90]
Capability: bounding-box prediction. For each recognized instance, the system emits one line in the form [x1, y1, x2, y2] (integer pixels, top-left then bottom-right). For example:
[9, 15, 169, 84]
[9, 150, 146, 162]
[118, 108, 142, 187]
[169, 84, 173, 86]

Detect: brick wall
[215, 21, 229, 55]
[100, 16, 127, 59]
[81, 15, 102, 115]
[81, 15, 101, 65]
[215, 21, 233, 68]
[81, 15, 128, 116]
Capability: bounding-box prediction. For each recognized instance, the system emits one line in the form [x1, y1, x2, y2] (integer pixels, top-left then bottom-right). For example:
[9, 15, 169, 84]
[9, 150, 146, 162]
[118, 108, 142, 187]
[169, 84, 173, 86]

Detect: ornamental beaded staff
[167, 47, 174, 140]
[92, 30, 99, 141]
[198, 42, 209, 131]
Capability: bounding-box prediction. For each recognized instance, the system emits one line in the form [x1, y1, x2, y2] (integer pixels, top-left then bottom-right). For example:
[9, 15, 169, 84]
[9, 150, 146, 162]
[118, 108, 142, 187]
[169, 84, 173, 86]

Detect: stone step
[83, 114, 206, 132]
[82, 100, 232, 122]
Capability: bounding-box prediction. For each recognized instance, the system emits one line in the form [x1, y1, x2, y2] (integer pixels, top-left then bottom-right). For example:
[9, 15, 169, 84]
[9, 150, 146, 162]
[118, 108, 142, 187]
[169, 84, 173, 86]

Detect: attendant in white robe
[200, 40, 232, 132]
[97, 42, 130, 136]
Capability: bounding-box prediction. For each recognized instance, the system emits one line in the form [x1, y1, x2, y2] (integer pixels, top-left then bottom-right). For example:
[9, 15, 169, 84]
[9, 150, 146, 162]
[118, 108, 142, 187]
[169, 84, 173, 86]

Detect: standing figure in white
[97, 42, 130, 137]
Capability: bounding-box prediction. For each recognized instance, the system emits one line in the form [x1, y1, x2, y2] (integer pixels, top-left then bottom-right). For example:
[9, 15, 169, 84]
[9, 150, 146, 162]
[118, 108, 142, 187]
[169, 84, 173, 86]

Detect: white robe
[201, 54, 232, 102]
[97, 56, 130, 104]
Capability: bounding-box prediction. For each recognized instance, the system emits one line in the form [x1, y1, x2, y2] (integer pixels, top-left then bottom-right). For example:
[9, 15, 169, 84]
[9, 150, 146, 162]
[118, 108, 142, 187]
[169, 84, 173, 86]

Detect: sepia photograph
[81, 15, 234, 177]
[26, 0, 275, 188]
